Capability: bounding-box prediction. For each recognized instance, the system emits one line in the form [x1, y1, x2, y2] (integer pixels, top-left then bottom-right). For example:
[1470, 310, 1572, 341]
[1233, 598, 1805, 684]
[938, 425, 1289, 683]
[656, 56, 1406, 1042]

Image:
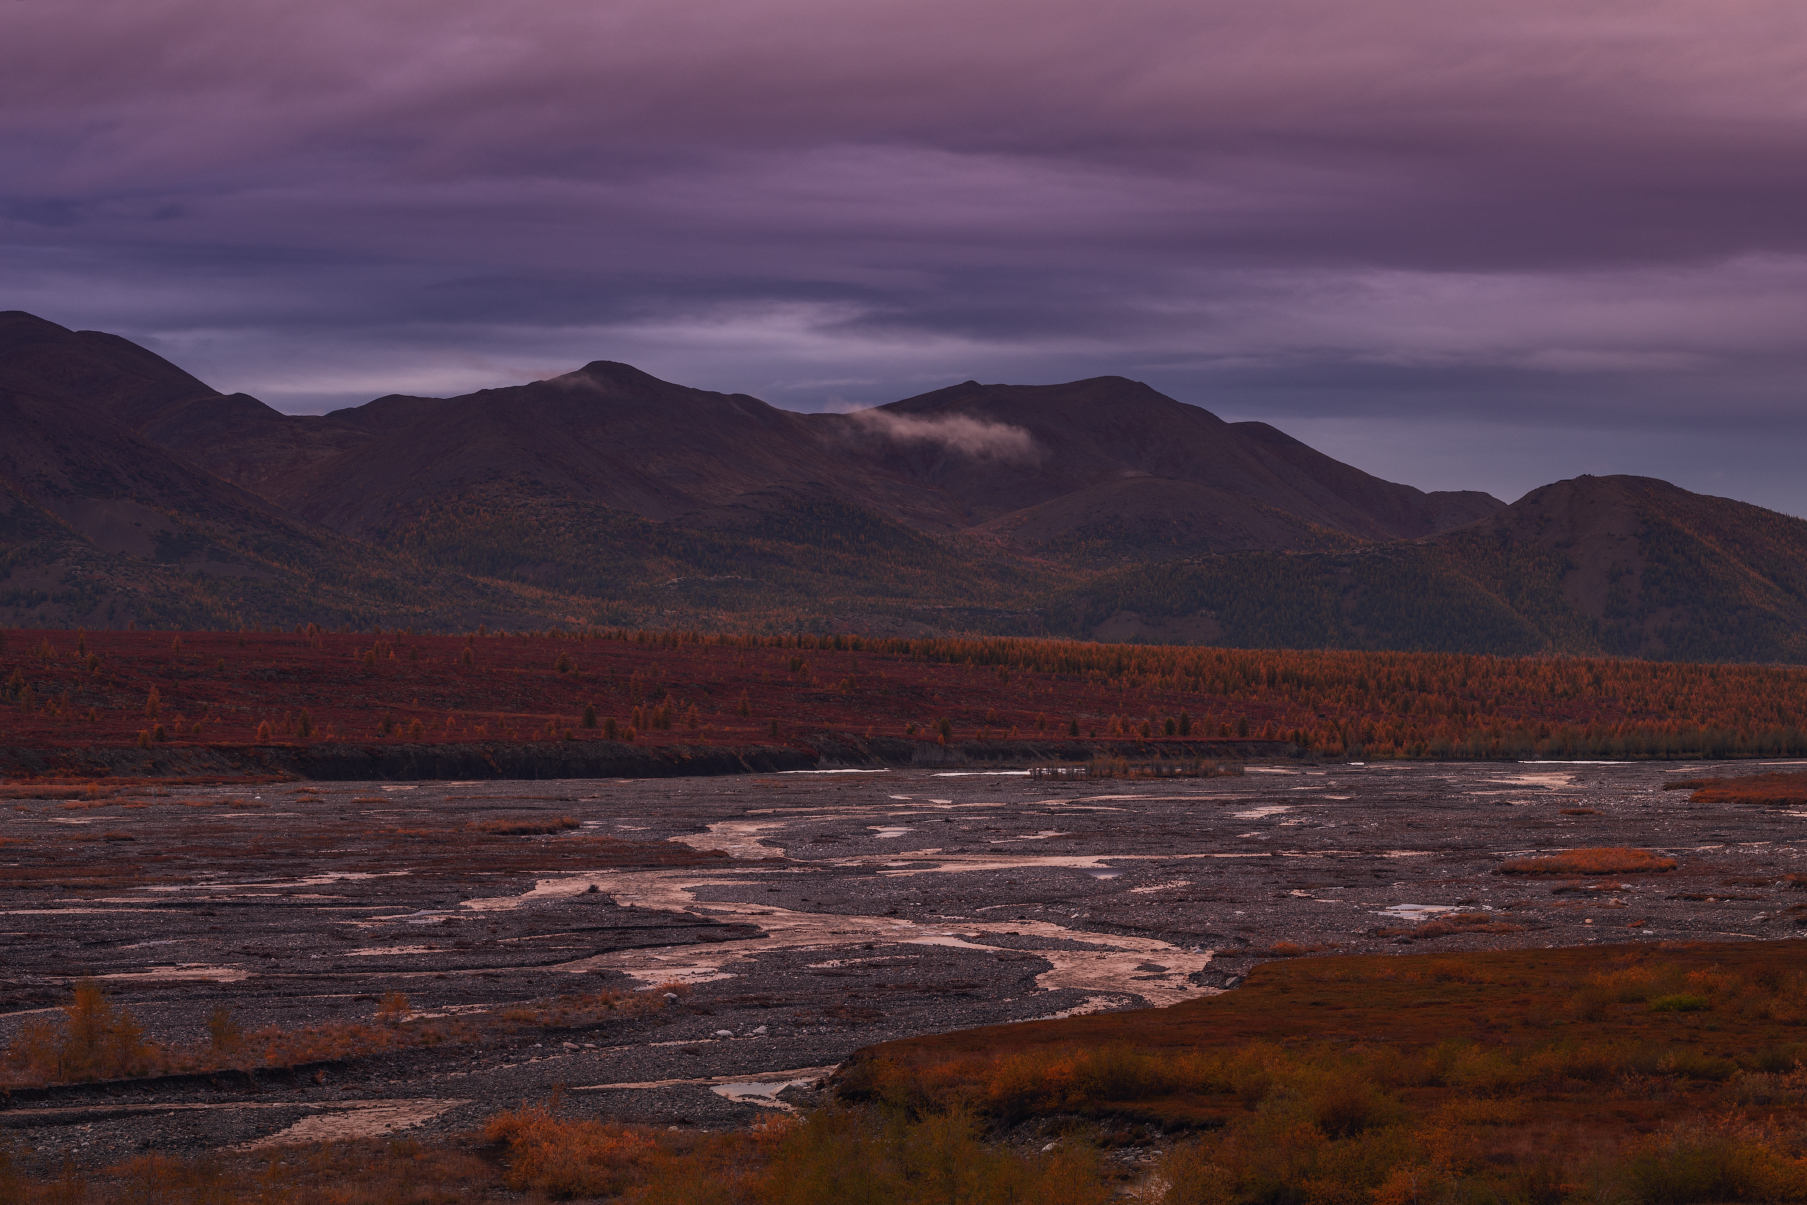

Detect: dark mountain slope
[1230, 420, 1503, 537]
[1046, 475, 1807, 663]
[812, 377, 1504, 551]
[0, 365, 580, 631]
[11, 312, 1798, 664]
[975, 477, 1361, 561]
[0, 311, 220, 427]
[275, 362, 894, 536]
[0, 311, 416, 510]
[4, 317, 1502, 563]
[1438, 475, 1807, 662]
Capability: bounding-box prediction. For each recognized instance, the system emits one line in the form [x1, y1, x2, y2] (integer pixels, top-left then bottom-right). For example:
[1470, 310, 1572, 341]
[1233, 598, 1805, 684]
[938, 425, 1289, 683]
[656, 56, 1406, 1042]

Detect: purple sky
[7, 0, 1807, 514]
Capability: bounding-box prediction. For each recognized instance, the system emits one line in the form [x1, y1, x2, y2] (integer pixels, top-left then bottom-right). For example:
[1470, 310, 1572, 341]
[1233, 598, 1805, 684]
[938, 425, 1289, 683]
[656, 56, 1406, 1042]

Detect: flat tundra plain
[2, 759, 1803, 1167]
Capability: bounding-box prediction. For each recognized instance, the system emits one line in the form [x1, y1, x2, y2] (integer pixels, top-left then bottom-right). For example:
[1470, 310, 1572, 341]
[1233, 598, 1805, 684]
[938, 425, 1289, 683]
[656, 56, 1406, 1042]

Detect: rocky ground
[3, 758, 1805, 1171]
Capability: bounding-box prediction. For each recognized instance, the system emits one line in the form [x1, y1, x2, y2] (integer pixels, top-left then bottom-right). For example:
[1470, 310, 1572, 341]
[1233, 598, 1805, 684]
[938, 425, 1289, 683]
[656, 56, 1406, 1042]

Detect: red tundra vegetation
[4, 626, 1807, 768]
[1669, 771, 1807, 806]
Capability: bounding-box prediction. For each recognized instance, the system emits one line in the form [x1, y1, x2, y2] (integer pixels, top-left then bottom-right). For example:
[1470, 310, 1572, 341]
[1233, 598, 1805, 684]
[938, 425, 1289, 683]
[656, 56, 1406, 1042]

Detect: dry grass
[0, 784, 118, 800]
[832, 941, 1807, 1205]
[0, 982, 688, 1090]
[1372, 912, 1528, 940]
[1499, 846, 1677, 875]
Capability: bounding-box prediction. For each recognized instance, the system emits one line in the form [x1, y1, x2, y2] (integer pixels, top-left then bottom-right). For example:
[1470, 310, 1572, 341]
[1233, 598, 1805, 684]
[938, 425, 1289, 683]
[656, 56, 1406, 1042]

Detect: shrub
[484, 1101, 661, 1197]
[1, 980, 156, 1083]
[1675, 772, 1807, 807]
[1500, 847, 1677, 875]
[205, 1005, 243, 1054]
[1622, 1120, 1807, 1204]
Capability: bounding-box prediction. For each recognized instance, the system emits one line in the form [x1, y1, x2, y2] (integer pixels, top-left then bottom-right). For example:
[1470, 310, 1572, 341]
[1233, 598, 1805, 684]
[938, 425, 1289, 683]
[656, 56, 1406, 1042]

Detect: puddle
[96, 964, 253, 983]
[241, 1099, 467, 1149]
[931, 771, 1031, 777]
[870, 827, 914, 838]
[1022, 994, 1131, 1020]
[668, 820, 788, 859]
[1083, 868, 1124, 880]
[1232, 805, 1292, 819]
[1377, 904, 1456, 919]
[710, 1076, 821, 1110]
[1521, 761, 1638, 767]
[1128, 880, 1192, 894]
[1489, 774, 1574, 788]
[777, 769, 890, 775]
[575, 1066, 837, 1106]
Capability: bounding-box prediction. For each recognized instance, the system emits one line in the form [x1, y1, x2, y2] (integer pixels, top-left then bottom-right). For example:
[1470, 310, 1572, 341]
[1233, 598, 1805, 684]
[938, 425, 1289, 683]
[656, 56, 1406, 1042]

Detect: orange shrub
[1499, 847, 1676, 875]
[484, 1102, 661, 1197]
[1676, 772, 1807, 806]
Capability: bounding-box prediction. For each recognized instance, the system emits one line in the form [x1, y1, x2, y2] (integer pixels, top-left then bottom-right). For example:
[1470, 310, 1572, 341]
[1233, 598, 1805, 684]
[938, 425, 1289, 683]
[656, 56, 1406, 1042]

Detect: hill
[813, 378, 1500, 554]
[4, 310, 1806, 664]
[10, 312, 1498, 563]
[0, 315, 598, 631]
[1050, 475, 1807, 662]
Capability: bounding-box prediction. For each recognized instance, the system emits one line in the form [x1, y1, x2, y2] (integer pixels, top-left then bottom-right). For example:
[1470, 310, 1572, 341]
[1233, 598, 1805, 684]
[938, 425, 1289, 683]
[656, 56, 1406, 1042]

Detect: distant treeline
[563, 627, 1807, 761]
[6, 625, 1806, 761]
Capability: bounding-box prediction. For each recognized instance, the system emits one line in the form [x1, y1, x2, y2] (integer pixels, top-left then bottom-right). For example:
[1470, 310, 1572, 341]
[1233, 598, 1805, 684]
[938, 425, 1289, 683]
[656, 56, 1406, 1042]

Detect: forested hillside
[4, 310, 1806, 663]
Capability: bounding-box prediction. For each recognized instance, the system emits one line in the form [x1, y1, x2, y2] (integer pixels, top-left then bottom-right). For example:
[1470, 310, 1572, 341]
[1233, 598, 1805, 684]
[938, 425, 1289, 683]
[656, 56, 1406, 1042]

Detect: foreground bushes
[12, 943, 1807, 1203]
[478, 1101, 1111, 1205]
[12, 1089, 1807, 1205]
[0, 982, 683, 1089]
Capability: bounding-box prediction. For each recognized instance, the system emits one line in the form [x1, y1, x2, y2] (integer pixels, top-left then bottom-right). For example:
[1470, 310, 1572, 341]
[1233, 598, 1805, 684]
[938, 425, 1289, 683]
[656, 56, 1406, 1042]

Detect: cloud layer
[4, 0, 1806, 512]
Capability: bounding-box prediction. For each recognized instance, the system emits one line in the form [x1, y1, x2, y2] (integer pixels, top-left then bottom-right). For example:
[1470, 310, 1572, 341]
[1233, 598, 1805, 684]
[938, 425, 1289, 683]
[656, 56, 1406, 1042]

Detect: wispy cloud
[843, 409, 1042, 463]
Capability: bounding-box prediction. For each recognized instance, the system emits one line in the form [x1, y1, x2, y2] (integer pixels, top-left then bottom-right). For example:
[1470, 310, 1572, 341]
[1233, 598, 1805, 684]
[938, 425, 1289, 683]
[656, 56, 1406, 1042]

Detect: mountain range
[3, 309, 1805, 663]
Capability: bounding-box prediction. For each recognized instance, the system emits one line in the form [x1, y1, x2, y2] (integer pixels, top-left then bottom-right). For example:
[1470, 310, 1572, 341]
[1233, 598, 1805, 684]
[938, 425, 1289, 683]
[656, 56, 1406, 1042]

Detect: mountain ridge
[2, 309, 1803, 664]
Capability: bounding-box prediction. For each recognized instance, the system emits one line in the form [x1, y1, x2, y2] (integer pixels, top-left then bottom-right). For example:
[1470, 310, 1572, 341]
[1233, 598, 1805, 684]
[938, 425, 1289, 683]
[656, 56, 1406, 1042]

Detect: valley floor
[3, 758, 1804, 1173]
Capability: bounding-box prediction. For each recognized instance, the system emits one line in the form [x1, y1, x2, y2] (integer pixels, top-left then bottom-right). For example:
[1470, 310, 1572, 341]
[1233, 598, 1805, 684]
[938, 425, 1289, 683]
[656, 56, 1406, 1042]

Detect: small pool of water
[1376, 903, 1456, 919]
